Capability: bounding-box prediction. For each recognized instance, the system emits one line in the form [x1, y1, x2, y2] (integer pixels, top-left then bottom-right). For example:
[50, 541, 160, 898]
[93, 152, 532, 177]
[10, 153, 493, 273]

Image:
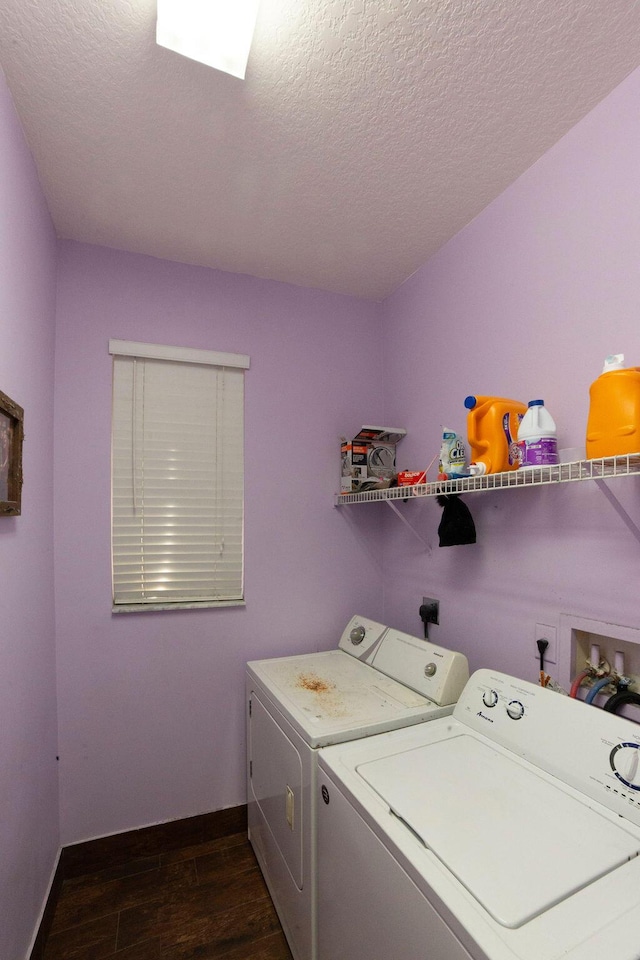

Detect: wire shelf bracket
[384, 499, 431, 551]
[593, 478, 640, 545]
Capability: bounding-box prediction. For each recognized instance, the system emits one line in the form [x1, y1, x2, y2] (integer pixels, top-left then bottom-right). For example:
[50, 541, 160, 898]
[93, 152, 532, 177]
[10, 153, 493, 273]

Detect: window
[110, 340, 249, 611]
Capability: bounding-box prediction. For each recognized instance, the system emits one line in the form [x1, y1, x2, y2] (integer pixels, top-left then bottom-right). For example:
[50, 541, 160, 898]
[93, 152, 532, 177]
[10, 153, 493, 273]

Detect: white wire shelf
[335, 453, 640, 506]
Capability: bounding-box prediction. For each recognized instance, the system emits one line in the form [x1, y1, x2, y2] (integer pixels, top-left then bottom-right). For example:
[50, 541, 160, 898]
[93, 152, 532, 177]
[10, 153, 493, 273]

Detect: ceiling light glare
[156, 0, 261, 80]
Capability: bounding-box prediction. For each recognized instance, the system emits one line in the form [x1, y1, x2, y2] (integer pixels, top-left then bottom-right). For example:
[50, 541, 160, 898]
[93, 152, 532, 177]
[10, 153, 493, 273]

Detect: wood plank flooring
[43, 831, 294, 960]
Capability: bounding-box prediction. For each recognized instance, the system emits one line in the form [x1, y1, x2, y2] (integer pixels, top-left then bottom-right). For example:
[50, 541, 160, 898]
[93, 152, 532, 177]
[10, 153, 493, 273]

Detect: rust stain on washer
[297, 672, 335, 694]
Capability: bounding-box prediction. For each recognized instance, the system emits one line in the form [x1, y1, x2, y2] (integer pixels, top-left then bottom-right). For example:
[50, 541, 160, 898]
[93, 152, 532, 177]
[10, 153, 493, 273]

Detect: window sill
[112, 599, 246, 614]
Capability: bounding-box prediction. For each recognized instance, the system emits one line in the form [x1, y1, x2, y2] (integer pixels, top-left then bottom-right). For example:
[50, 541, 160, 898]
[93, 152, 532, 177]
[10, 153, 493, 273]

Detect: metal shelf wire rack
[335, 454, 640, 506]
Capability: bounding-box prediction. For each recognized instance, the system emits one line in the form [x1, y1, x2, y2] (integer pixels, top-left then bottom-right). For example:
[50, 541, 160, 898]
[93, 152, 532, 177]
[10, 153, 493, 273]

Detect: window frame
[109, 339, 249, 613]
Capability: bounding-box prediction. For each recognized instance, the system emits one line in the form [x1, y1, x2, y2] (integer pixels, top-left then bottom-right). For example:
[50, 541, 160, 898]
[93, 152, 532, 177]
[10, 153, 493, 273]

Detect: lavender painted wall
[0, 69, 58, 959]
[380, 67, 640, 681]
[6, 37, 640, 934]
[54, 243, 384, 844]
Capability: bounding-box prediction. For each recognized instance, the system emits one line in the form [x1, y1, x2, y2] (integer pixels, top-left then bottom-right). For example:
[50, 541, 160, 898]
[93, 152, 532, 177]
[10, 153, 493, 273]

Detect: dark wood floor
[43, 831, 294, 960]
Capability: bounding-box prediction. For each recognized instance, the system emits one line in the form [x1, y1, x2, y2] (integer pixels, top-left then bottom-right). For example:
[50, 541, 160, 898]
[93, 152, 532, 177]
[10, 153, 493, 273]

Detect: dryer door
[248, 689, 304, 889]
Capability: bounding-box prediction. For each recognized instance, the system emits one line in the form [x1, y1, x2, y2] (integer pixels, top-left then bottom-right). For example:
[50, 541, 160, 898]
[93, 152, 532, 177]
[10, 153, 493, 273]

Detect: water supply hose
[585, 675, 614, 705]
[570, 671, 590, 698]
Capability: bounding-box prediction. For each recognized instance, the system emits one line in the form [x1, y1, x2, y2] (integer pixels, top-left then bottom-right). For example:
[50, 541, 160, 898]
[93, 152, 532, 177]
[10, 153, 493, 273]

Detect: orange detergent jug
[464, 395, 527, 474]
[586, 356, 640, 458]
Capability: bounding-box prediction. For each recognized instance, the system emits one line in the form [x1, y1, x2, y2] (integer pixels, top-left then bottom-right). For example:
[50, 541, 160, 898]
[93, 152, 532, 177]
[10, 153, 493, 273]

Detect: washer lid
[358, 734, 640, 929]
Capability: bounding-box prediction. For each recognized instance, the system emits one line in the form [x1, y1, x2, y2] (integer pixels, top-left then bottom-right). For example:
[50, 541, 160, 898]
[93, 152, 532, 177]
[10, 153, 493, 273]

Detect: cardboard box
[340, 426, 406, 493]
[397, 470, 426, 486]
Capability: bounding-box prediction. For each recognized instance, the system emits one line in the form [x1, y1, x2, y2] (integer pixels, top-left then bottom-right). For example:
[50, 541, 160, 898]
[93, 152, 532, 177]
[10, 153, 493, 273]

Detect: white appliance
[317, 668, 640, 960]
[246, 615, 470, 960]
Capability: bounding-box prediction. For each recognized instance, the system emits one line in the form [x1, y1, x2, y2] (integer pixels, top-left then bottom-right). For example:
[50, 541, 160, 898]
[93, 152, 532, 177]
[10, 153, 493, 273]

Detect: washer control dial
[424, 662, 437, 678]
[349, 625, 366, 645]
[482, 689, 499, 708]
[610, 742, 640, 791]
[506, 700, 525, 720]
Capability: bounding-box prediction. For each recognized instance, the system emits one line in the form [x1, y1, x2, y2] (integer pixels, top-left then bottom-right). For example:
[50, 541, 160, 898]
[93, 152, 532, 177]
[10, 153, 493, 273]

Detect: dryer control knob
[482, 689, 498, 708]
[506, 700, 525, 720]
[349, 625, 366, 645]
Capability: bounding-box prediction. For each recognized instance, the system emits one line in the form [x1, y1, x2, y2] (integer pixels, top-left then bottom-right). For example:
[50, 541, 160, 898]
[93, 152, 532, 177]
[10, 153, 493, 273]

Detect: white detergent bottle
[517, 399, 558, 467]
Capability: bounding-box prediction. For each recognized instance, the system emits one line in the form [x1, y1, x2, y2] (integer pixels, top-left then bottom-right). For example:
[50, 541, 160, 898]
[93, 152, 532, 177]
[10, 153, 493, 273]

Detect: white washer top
[247, 616, 469, 748]
[359, 733, 640, 928]
[318, 670, 640, 960]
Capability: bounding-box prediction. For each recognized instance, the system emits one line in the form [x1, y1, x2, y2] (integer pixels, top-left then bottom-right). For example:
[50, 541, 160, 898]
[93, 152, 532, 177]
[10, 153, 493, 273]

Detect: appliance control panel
[371, 629, 469, 705]
[337, 616, 388, 663]
[338, 616, 470, 705]
[457, 669, 640, 826]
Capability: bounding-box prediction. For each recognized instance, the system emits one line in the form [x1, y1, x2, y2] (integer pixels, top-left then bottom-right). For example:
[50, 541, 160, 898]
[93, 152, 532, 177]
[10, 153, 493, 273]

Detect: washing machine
[246, 615, 470, 960]
[317, 668, 640, 960]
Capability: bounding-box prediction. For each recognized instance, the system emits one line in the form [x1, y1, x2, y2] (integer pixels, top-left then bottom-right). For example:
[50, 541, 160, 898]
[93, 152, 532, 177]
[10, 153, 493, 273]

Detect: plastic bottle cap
[464, 396, 477, 410]
[527, 399, 544, 407]
[602, 354, 625, 373]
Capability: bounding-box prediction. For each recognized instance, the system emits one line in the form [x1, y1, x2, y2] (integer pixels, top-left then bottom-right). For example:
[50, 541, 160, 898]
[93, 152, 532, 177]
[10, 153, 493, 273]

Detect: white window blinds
[110, 340, 249, 610]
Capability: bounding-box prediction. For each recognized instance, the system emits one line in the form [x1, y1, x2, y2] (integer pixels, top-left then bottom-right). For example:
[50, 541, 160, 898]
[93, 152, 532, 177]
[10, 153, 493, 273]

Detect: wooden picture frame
[0, 389, 24, 516]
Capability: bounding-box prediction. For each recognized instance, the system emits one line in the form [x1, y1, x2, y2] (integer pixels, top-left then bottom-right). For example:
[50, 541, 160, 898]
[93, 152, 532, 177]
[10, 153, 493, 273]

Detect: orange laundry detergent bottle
[586, 354, 640, 459]
[464, 395, 528, 475]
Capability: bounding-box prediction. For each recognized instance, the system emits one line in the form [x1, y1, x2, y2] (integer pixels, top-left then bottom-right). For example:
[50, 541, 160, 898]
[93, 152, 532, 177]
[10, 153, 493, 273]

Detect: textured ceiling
[1, 1, 640, 300]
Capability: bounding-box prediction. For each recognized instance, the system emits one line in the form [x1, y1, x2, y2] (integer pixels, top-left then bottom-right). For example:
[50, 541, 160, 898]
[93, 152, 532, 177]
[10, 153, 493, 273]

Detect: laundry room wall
[0, 68, 59, 960]
[53, 241, 385, 845]
[380, 66, 640, 681]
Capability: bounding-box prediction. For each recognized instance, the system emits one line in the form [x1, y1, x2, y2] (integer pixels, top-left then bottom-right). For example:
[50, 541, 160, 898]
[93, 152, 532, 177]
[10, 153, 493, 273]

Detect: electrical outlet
[421, 597, 439, 625]
[534, 623, 557, 666]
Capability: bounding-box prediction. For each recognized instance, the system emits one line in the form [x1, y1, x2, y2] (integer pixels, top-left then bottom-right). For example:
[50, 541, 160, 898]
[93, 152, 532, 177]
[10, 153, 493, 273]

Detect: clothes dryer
[317, 669, 640, 960]
[246, 615, 469, 960]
